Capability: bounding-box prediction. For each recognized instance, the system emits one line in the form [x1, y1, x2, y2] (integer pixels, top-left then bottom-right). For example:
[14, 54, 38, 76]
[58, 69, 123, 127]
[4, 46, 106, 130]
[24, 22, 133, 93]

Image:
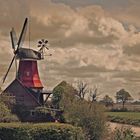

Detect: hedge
[0, 123, 84, 140]
[108, 116, 140, 126]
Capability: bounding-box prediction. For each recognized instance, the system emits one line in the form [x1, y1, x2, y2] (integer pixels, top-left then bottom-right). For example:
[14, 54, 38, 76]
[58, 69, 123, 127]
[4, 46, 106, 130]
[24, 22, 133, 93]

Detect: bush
[107, 115, 140, 126]
[0, 115, 19, 123]
[108, 127, 138, 140]
[110, 108, 128, 112]
[0, 97, 19, 122]
[64, 99, 106, 140]
[0, 123, 84, 140]
[52, 81, 106, 140]
[33, 107, 55, 122]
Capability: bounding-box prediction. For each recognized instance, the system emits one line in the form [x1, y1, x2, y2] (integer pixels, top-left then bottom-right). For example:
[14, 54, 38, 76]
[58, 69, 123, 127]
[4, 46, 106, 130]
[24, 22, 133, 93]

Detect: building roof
[2, 79, 41, 107]
[16, 48, 42, 60]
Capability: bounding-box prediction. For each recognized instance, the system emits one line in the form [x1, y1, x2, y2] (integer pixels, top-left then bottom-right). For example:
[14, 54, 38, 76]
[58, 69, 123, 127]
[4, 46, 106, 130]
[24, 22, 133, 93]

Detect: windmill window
[31, 111, 35, 116]
[26, 71, 30, 76]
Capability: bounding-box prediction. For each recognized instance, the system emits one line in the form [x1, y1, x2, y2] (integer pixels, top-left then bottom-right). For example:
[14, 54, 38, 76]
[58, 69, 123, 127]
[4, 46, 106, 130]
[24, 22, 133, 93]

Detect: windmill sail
[10, 28, 17, 51]
[2, 18, 28, 83]
[17, 17, 28, 49]
[2, 56, 16, 83]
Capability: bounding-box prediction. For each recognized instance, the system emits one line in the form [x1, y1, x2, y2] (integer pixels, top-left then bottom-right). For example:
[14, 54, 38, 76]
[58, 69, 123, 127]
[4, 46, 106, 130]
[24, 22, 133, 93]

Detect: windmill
[2, 18, 52, 108]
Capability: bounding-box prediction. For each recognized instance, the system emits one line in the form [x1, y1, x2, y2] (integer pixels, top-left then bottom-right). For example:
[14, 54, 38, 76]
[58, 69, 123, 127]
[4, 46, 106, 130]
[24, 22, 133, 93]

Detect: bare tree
[89, 88, 98, 102]
[88, 85, 102, 102]
[76, 81, 88, 100]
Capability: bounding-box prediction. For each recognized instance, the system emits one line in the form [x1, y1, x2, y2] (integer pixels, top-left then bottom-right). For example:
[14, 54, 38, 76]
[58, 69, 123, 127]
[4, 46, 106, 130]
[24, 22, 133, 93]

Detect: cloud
[123, 44, 140, 56]
[106, 0, 140, 29]
[0, 0, 140, 99]
[0, 0, 29, 36]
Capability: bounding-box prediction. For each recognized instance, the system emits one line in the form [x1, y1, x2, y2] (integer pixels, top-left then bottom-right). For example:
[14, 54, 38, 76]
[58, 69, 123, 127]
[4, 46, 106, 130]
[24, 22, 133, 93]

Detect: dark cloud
[0, 0, 29, 36]
[113, 71, 140, 84]
[52, 0, 131, 9]
[123, 44, 140, 56]
[42, 57, 116, 79]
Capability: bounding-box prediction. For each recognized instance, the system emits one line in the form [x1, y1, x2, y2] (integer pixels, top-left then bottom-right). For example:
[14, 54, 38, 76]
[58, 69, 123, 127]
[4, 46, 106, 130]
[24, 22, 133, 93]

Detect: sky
[0, 0, 140, 100]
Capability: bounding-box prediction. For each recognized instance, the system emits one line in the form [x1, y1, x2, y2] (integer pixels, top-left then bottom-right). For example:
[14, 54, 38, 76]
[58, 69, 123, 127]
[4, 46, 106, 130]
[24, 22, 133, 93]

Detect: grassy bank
[106, 112, 140, 126]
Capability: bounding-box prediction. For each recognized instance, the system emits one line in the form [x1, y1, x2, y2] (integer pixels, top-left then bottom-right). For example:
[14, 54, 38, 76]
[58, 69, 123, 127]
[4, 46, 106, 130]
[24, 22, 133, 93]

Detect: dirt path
[108, 122, 140, 137]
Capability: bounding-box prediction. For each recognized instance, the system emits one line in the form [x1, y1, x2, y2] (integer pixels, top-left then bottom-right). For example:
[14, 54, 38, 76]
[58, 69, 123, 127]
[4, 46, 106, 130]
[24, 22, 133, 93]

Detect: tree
[101, 95, 113, 107]
[52, 81, 77, 109]
[116, 89, 133, 109]
[52, 81, 106, 140]
[89, 87, 102, 102]
[52, 81, 77, 122]
[76, 81, 88, 100]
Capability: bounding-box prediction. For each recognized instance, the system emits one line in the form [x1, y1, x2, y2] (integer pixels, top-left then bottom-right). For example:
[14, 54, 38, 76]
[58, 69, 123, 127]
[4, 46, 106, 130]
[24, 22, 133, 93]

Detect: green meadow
[107, 112, 140, 126]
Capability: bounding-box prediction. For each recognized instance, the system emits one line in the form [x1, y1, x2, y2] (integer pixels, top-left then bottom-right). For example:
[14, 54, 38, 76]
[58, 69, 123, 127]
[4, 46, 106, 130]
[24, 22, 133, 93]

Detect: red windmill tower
[2, 18, 51, 108]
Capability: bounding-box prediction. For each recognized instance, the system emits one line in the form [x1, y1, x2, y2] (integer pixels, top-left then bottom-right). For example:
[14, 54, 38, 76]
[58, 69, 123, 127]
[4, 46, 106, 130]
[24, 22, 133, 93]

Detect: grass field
[113, 104, 140, 112]
[107, 112, 140, 120]
[106, 112, 140, 126]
